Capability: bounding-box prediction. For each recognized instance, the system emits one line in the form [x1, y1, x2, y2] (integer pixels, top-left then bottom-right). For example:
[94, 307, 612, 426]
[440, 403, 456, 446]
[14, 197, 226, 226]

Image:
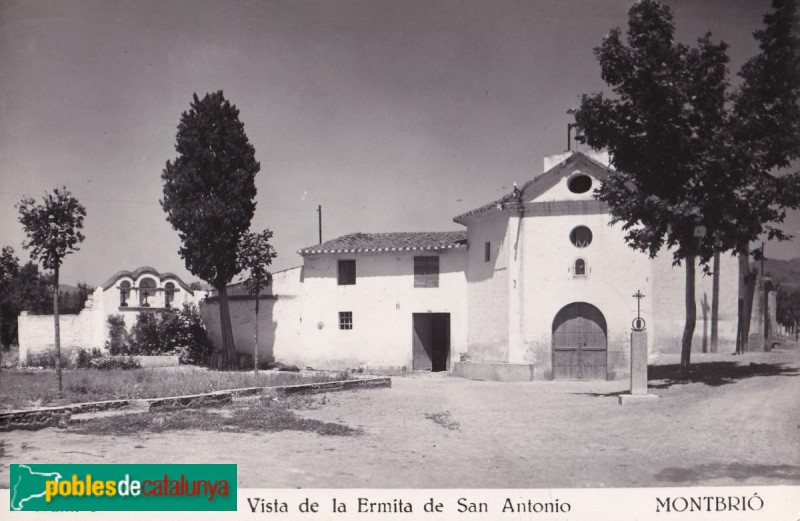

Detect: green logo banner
[10, 464, 237, 511]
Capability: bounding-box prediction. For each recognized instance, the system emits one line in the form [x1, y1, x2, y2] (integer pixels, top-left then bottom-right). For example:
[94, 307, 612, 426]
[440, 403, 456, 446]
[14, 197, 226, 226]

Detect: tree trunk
[680, 256, 696, 377]
[54, 264, 62, 395]
[216, 284, 237, 370]
[253, 290, 259, 375]
[736, 244, 750, 354]
[710, 249, 720, 353]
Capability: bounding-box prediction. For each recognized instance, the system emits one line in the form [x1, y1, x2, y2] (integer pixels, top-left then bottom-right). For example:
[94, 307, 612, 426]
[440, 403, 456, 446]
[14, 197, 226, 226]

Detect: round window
[568, 174, 592, 194]
[570, 226, 593, 248]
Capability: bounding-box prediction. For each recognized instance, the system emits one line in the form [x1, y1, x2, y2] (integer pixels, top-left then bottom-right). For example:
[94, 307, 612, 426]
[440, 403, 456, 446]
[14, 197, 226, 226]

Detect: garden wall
[200, 267, 303, 366]
[17, 307, 103, 364]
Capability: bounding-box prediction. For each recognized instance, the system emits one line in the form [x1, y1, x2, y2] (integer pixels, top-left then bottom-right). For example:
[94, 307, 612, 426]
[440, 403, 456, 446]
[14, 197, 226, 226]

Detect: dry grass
[69, 396, 360, 437]
[0, 366, 351, 411]
[424, 410, 459, 430]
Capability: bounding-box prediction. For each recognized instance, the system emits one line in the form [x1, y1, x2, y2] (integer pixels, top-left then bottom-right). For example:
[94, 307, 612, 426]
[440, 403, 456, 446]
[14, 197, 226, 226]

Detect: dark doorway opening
[412, 313, 450, 372]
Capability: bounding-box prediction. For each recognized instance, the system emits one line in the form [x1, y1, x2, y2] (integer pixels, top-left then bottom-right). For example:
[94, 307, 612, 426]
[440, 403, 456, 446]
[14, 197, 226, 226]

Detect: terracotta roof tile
[298, 231, 467, 256]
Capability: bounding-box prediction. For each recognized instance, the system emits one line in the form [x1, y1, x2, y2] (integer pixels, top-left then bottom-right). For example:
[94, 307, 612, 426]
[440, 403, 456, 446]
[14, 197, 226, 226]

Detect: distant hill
[759, 258, 800, 289]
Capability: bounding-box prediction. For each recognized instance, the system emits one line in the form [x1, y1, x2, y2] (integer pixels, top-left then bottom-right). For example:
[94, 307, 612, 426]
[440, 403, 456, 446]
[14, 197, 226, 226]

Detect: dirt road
[1, 345, 798, 488]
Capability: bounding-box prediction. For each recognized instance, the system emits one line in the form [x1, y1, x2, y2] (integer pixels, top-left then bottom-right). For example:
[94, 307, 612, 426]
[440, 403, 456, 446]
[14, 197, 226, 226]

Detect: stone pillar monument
[619, 290, 658, 404]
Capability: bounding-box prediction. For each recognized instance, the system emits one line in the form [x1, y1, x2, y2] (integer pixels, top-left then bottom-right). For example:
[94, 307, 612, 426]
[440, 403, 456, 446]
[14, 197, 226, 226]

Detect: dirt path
[1, 345, 798, 488]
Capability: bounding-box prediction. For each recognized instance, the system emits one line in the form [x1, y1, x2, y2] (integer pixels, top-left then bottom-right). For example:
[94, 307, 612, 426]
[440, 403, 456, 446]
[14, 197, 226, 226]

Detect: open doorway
[412, 313, 450, 372]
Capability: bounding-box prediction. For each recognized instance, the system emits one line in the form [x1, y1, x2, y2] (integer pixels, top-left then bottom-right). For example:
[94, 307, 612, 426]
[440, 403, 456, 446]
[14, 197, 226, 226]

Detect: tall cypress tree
[161, 91, 260, 369]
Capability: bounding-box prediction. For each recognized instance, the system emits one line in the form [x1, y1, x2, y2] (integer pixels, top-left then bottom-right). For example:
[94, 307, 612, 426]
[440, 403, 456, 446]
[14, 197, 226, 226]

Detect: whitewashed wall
[464, 212, 510, 362]
[200, 267, 303, 365]
[297, 251, 467, 370]
[17, 269, 206, 364]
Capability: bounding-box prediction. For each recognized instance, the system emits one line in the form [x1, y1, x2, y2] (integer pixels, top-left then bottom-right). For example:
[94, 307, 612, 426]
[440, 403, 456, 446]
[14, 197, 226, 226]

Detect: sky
[1, 0, 797, 286]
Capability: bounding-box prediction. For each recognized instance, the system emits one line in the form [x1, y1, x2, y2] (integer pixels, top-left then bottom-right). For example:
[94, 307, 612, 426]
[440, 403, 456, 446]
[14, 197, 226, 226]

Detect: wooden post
[317, 205, 322, 245]
[710, 250, 720, 353]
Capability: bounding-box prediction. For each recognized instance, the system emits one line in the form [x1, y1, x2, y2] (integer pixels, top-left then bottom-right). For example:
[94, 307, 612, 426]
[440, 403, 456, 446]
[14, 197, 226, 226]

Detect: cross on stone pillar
[619, 289, 658, 404]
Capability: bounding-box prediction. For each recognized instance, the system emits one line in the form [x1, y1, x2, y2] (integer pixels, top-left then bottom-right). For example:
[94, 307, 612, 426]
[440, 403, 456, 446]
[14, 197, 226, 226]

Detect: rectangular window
[338, 260, 356, 285]
[484, 242, 491, 262]
[414, 256, 439, 288]
[338, 311, 353, 330]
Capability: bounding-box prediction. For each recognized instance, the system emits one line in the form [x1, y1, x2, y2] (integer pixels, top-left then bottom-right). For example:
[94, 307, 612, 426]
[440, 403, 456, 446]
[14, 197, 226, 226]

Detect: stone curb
[0, 377, 391, 431]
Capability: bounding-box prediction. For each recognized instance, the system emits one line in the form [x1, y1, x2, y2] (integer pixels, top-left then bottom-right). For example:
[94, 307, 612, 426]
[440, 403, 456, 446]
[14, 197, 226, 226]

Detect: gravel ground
[1, 341, 798, 488]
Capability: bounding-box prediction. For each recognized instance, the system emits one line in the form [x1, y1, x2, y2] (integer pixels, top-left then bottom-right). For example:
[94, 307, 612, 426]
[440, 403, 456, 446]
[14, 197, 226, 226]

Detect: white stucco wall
[17, 308, 99, 363]
[650, 252, 740, 354]
[17, 268, 206, 364]
[297, 251, 467, 370]
[517, 206, 653, 378]
[458, 151, 743, 379]
[465, 212, 510, 362]
[200, 267, 303, 364]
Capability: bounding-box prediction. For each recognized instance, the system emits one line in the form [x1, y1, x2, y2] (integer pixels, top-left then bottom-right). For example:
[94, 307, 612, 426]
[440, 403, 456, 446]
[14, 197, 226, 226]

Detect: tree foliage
[575, 0, 729, 264]
[576, 0, 800, 368]
[238, 229, 277, 373]
[239, 229, 277, 299]
[161, 91, 259, 287]
[17, 187, 86, 271]
[16, 187, 86, 392]
[716, 0, 800, 253]
[161, 91, 260, 369]
[128, 304, 214, 365]
[575, 0, 730, 371]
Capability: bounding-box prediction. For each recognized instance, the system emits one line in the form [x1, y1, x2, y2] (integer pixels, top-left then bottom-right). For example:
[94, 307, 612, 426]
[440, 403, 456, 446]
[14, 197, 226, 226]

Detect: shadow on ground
[648, 361, 798, 389]
[654, 462, 800, 483]
[576, 361, 798, 397]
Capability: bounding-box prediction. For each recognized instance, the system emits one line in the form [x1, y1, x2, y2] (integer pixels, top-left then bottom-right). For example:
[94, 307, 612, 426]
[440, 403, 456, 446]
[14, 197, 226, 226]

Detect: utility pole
[317, 205, 322, 245]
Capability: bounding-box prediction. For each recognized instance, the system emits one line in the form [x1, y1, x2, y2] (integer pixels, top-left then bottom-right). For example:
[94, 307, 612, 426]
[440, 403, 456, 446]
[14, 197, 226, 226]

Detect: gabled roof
[100, 266, 194, 294]
[453, 151, 614, 224]
[298, 231, 467, 256]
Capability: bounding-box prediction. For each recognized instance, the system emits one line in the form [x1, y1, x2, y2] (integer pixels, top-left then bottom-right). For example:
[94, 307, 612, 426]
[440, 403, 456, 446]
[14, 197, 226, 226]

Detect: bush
[130, 311, 162, 355]
[105, 315, 131, 355]
[26, 350, 67, 368]
[129, 304, 213, 366]
[70, 347, 140, 370]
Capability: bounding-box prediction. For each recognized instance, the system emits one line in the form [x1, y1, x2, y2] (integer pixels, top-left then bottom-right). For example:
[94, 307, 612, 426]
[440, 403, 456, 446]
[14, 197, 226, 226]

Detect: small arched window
[570, 226, 593, 248]
[119, 280, 131, 307]
[574, 258, 586, 276]
[164, 282, 176, 308]
[139, 278, 157, 307]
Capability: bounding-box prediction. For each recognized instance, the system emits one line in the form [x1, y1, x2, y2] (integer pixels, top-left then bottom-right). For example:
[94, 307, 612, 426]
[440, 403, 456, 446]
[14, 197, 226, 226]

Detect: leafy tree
[0, 246, 20, 349]
[0, 258, 90, 347]
[575, 0, 729, 373]
[238, 229, 277, 374]
[17, 187, 86, 393]
[161, 91, 260, 369]
[721, 0, 800, 352]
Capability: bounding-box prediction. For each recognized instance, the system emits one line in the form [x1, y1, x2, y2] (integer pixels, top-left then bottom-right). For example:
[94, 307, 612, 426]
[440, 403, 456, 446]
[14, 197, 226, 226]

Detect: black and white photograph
[0, 0, 798, 518]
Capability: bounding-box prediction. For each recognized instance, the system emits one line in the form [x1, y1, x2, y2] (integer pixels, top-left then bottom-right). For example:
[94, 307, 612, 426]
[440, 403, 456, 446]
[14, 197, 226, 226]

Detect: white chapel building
[202, 150, 740, 380]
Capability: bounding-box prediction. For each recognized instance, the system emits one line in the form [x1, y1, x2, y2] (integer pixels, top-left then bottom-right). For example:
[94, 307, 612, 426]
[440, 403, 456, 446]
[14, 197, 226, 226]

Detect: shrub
[105, 315, 131, 355]
[129, 304, 213, 366]
[130, 311, 162, 355]
[26, 350, 67, 368]
[70, 347, 140, 370]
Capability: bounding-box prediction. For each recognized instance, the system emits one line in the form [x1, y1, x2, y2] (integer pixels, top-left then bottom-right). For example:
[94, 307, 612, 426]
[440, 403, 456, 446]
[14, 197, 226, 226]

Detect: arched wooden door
[552, 302, 607, 380]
